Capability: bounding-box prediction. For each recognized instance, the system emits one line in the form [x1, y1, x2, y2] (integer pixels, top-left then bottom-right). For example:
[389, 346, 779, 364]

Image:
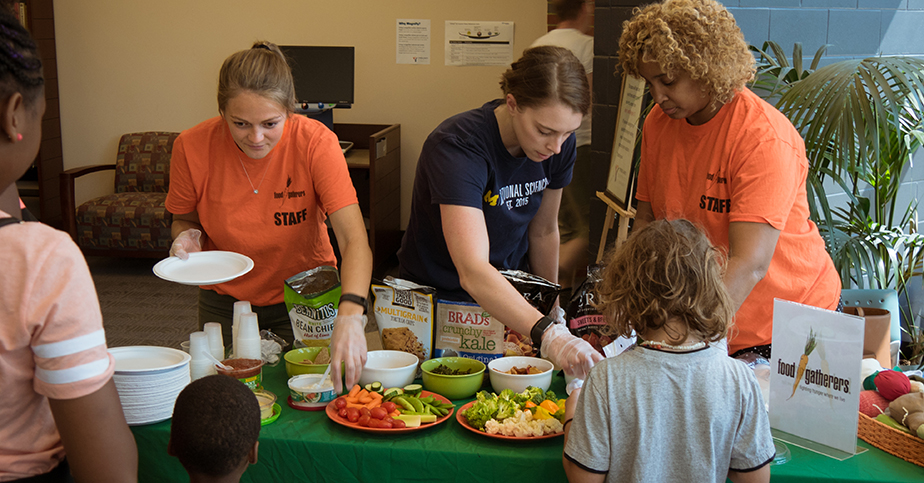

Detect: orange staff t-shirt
[166, 114, 358, 307]
[636, 88, 841, 355]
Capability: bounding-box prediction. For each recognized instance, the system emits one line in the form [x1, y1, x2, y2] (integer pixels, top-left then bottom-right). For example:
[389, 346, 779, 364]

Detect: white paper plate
[153, 251, 254, 285]
[110, 346, 191, 374]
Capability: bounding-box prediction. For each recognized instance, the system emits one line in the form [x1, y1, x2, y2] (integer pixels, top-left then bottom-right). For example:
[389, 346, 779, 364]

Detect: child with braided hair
[0, 3, 138, 481]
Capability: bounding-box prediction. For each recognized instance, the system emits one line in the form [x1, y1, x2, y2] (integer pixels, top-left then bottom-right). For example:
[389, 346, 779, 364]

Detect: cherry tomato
[378, 419, 393, 429]
[358, 414, 371, 427]
[334, 397, 347, 409]
[383, 416, 395, 425]
[360, 407, 372, 418]
[391, 419, 406, 429]
[345, 407, 360, 423]
[381, 402, 397, 413]
[371, 407, 388, 420]
[338, 408, 348, 418]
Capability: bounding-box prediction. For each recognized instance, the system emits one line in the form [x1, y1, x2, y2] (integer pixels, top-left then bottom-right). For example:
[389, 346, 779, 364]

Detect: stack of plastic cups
[188, 331, 216, 381]
[203, 322, 225, 362]
[236, 313, 261, 360]
[232, 301, 253, 358]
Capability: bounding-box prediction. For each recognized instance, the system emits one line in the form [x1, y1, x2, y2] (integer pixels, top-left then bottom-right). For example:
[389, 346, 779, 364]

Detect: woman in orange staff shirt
[166, 41, 372, 393]
[620, 0, 841, 359]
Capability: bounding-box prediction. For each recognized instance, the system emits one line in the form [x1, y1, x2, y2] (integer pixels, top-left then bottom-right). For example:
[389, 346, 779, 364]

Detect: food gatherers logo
[778, 328, 851, 401]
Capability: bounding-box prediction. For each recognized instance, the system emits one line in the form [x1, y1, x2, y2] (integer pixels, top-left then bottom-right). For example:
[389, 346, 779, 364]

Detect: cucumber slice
[364, 383, 374, 392]
[371, 381, 383, 393]
[382, 388, 401, 400]
[395, 414, 421, 428]
[403, 384, 423, 397]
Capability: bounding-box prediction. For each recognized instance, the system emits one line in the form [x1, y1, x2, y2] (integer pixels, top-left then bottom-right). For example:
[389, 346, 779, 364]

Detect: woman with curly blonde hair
[562, 219, 774, 483]
[620, 0, 840, 360]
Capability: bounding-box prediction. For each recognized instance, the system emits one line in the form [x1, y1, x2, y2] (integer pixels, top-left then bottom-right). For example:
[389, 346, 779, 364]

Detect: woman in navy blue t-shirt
[398, 46, 603, 380]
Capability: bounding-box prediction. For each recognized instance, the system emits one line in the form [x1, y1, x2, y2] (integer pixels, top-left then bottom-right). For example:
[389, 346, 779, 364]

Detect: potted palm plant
[750, 42, 924, 367]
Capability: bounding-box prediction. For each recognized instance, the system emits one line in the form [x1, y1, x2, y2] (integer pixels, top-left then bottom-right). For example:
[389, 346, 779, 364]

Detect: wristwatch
[339, 293, 368, 314]
[530, 315, 555, 352]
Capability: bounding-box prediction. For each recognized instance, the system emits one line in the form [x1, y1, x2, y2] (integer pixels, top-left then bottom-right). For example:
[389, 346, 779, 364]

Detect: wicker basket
[857, 412, 924, 467]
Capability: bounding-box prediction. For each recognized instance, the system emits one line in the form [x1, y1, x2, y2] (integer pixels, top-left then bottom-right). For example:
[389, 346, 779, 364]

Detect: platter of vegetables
[457, 386, 567, 440]
[326, 382, 455, 434]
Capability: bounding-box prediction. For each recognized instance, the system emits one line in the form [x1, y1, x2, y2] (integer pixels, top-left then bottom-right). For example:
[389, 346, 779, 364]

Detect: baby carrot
[348, 385, 361, 398]
[789, 329, 817, 400]
[359, 396, 373, 404]
[364, 399, 380, 410]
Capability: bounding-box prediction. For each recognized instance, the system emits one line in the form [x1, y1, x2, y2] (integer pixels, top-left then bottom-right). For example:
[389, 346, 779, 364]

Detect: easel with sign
[595, 192, 636, 263]
[596, 75, 647, 263]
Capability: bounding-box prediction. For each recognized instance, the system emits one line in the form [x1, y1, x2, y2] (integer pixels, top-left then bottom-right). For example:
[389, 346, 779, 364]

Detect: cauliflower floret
[482, 410, 563, 437]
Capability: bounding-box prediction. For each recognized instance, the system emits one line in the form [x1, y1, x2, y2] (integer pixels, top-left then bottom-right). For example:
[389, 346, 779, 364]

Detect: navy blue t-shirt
[398, 99, 575, 301]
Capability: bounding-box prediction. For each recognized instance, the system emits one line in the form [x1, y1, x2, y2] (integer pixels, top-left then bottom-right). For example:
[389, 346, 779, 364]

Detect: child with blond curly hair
[562, 219, 775, 483]
[623, 0, 840, 361]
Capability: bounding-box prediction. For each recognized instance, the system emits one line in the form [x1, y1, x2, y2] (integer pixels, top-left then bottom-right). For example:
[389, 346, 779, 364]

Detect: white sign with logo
[769, 299, 864, 455]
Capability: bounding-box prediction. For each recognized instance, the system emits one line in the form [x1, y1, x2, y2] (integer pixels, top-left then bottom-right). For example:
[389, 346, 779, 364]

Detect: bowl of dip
[253, 389, 277, 420]
[288, 374, 337, 409]
[217, 358, 265, 391]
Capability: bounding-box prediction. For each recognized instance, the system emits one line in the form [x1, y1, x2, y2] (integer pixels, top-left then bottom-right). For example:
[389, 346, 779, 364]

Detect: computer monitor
[280, 45, 355, 110]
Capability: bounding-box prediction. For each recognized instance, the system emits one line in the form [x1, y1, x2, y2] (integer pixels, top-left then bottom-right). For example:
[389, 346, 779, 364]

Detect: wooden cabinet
[13, 0, 63, 227]
[332, 123, 401, 274]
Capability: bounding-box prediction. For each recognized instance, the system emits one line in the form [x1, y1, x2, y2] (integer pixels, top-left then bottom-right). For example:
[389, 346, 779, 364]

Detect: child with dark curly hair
[169, 375, 261, 482]
[621, 0, 840, 361]
[562, 219, 774, 483]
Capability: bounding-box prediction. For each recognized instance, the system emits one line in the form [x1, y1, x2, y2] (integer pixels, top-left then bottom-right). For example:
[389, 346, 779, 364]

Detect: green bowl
[283, 347, 329, 378]
[420, 357, 486, 400]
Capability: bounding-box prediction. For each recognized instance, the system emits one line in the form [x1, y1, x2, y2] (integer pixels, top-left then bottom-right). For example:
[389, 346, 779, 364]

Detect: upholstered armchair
[60, 132, 180, 257]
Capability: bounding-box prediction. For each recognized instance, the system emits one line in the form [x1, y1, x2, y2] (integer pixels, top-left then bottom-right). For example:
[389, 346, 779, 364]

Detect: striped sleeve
[27, 230, 114, 400]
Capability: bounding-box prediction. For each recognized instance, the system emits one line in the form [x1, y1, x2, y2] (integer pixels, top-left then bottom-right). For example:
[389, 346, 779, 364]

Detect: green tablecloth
[131, 362, 924, 482]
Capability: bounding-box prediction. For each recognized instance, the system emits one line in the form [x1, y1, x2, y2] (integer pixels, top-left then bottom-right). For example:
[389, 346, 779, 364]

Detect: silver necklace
[638, 339, 708, 352]
[237, 151, 273, 194]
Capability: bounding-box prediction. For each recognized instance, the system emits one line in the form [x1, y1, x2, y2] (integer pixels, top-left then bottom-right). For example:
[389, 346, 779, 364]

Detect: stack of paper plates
[109, 346, 191, 426]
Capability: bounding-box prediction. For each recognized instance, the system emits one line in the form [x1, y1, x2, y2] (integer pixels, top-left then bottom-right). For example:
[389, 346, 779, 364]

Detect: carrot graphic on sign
[789, 328, 817, 400]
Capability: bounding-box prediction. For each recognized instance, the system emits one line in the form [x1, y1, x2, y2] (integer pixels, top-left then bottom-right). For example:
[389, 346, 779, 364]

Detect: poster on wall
[605, 75, 646, 211]
[445, 21, 514, 66]
[769, 299, 864, 458]
[397, 19, 431, 65]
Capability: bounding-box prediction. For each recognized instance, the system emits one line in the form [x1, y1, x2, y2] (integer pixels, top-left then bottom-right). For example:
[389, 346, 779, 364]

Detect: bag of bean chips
[284, 266, 341, 347]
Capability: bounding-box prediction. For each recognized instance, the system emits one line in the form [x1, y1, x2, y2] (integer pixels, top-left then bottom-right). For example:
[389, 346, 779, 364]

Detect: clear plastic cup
[236, 313, 261, 359]
[203, 322, 225, 363]
[189, 332, 210, 361]
[232, 301, 253, 357]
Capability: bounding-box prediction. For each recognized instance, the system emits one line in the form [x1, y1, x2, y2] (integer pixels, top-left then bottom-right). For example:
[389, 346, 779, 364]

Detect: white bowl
[487, 356, 554, 393]
[359, 350, 419, 389]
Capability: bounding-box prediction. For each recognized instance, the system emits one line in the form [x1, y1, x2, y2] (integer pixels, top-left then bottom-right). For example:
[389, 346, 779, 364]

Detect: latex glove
[328, 314, 367, 394]
[565, 377, 584, 396]
[550, 305, 566, 325]
[170, 229, 202, 260]
[541, 324, 602, 380]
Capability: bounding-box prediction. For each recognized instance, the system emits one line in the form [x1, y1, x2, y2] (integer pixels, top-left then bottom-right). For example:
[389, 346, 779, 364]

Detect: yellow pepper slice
[533, 406, 553, 420]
